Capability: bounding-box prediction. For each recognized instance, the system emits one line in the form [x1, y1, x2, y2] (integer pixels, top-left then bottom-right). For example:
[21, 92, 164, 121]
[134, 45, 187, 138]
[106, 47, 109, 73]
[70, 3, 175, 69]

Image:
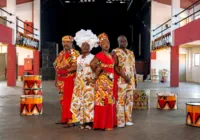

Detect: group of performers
[53, 29, 137, 131]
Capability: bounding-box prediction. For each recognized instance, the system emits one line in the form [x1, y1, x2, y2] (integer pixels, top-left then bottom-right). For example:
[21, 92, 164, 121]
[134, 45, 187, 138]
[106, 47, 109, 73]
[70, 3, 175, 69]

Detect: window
[194, 53, 200, 66]
[195, 14, 200, 20]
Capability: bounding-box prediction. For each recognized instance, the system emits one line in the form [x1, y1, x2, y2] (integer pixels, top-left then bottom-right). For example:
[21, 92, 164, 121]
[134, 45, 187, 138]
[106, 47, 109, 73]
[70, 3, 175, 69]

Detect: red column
[150, 51, 156, 71]
[7, 44, 16, 86]
[170, 46, 179, 87]
[33, 50, 40, 75]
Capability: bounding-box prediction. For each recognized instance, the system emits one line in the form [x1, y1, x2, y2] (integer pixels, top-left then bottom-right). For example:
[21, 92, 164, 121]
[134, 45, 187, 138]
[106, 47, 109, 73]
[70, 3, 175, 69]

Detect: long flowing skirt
[61, 74, 77, 123]
[93, 74, 115, 130]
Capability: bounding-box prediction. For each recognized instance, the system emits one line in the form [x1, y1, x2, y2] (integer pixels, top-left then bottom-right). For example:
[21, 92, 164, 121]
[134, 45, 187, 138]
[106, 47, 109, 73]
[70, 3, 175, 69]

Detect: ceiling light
[65, 0, 70, 3]
[106, 0, 112, 3]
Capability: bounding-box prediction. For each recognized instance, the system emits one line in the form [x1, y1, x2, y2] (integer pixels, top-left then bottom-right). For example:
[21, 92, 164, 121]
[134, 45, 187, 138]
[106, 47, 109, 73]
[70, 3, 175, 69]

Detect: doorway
[179, 54, 186, 82]
[0, 53, 6, 81]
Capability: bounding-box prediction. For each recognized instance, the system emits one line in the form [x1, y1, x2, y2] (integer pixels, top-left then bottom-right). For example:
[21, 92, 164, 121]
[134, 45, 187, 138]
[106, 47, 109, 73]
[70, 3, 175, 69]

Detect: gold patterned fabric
[70, 54, 95, 124]
[98, 33, 109, 46]
[53, 49, 80, 106]
[93, 52, 115, 129]
[95, 74, 114, 106]
[62, 35, 73, 42]
[112, 48, 136, 127]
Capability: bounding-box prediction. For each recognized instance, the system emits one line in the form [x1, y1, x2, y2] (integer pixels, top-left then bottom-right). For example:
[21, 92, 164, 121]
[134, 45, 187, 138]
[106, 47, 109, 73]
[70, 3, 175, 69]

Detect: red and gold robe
[53, 49, 80, 123]
[93, 52, 115, 130]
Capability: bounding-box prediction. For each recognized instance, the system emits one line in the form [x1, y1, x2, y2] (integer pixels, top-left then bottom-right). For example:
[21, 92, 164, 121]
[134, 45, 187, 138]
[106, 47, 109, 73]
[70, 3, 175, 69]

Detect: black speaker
[42, 54, 49, 68]
[41, 42, 57, 80]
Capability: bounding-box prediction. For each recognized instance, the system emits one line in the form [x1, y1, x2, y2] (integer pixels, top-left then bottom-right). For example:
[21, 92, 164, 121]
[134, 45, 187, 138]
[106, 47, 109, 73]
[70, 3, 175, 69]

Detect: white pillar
[6, 0, 16, 45]
[171, 0, 181, 46]
[34, 0, 40, 50]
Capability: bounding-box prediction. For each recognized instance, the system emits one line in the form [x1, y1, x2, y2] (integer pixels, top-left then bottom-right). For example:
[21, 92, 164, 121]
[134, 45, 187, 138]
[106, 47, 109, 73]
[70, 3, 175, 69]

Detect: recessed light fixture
[106, 0, 112, 3]
[65, 0, 70, 3]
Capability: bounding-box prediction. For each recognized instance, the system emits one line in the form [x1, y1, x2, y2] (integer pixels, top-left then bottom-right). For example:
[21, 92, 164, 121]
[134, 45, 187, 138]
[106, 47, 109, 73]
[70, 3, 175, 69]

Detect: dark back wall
[128, 0, 150, 61]
[41, 1, 131, 53]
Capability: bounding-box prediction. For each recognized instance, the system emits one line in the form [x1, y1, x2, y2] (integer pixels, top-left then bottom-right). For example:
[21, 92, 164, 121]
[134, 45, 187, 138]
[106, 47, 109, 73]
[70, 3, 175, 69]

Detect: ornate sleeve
[53, 53, 62, 69]
[115, 50, 123, 67]
[132, 52, 137, 75]
[71, 50, 80, 66]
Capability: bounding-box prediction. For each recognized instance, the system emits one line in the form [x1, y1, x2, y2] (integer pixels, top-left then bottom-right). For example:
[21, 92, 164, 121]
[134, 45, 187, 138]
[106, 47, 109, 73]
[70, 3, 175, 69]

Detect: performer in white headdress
[70, 29, 99, 130]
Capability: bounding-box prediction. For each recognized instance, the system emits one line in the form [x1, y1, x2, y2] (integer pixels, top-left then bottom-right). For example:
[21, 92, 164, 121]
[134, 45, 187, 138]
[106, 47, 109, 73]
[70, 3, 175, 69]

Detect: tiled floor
[0, 81, 200, 140]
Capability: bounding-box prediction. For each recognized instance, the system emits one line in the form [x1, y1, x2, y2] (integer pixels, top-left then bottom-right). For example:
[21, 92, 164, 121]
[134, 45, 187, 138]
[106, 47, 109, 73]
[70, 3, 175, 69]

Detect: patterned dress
[53, 49, 80, 123]
[112, 48, 136, 127]
[93, 52, 115, 130]
[70, 54, 95, 124]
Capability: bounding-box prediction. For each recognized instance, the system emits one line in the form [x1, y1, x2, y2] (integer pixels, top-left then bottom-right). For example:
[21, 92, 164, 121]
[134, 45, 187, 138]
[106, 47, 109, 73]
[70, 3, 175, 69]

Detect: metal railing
[0, 8, 13, 24]
[152, 19, 171, 38]
[152, 0, 200, 39]
[0, 7, 39, 36]
[174, 0, 200, 17]
[16, 17, 38, 36]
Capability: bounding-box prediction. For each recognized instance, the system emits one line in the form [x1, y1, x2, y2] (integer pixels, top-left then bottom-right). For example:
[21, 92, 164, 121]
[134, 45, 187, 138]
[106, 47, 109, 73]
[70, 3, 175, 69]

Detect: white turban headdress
[74, 29, 99, 50]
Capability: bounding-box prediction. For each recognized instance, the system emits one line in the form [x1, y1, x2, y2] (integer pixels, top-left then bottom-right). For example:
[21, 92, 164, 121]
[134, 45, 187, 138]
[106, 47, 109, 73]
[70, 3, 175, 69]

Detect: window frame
[194, 53, 200, 67]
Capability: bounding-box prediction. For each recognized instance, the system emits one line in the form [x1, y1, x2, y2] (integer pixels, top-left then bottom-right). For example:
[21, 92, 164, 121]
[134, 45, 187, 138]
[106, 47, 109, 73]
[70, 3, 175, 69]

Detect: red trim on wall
[0, 24, 12, 44]
[175, 18, 200, 46]
[170, 46, 179, 87]
[18, 65, 34, 76]
[18, 65, 24, 76]
[151, 51, 156, 60]
[24, 22, 33, 35]
[16, 0, 33, 5]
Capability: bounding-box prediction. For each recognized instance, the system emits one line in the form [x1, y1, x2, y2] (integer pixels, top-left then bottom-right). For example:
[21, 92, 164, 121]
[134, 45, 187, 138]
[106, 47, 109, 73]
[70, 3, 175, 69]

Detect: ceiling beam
[127, 0, 134, 11]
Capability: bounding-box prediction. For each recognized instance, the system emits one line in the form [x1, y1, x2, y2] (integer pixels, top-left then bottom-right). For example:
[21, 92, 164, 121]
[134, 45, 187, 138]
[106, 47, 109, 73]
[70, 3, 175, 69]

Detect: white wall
[187, 4, 200, 21]
[0, 45, 33, 66]
[151, 1, 185, 41]
[0, 7, 7, 17]
[151, 1, 172, 40]
[0, 45, 7, 53]
[179, 47, 187, 54]
[185, 46, 200, 83]
[33, 0, 40, 41]
[151, 48, 190, 82]
[16, 2, 33, 34]
[151, 49, 171, 81]
[0, 1, 40, 40]
[16, 47, 33, 65]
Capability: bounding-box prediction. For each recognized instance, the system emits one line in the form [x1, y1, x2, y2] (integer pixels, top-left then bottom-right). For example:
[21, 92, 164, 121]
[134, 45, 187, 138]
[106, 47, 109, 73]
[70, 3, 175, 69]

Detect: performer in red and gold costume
[90, 33, 116, 130]
[53, 35, 80, 127]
